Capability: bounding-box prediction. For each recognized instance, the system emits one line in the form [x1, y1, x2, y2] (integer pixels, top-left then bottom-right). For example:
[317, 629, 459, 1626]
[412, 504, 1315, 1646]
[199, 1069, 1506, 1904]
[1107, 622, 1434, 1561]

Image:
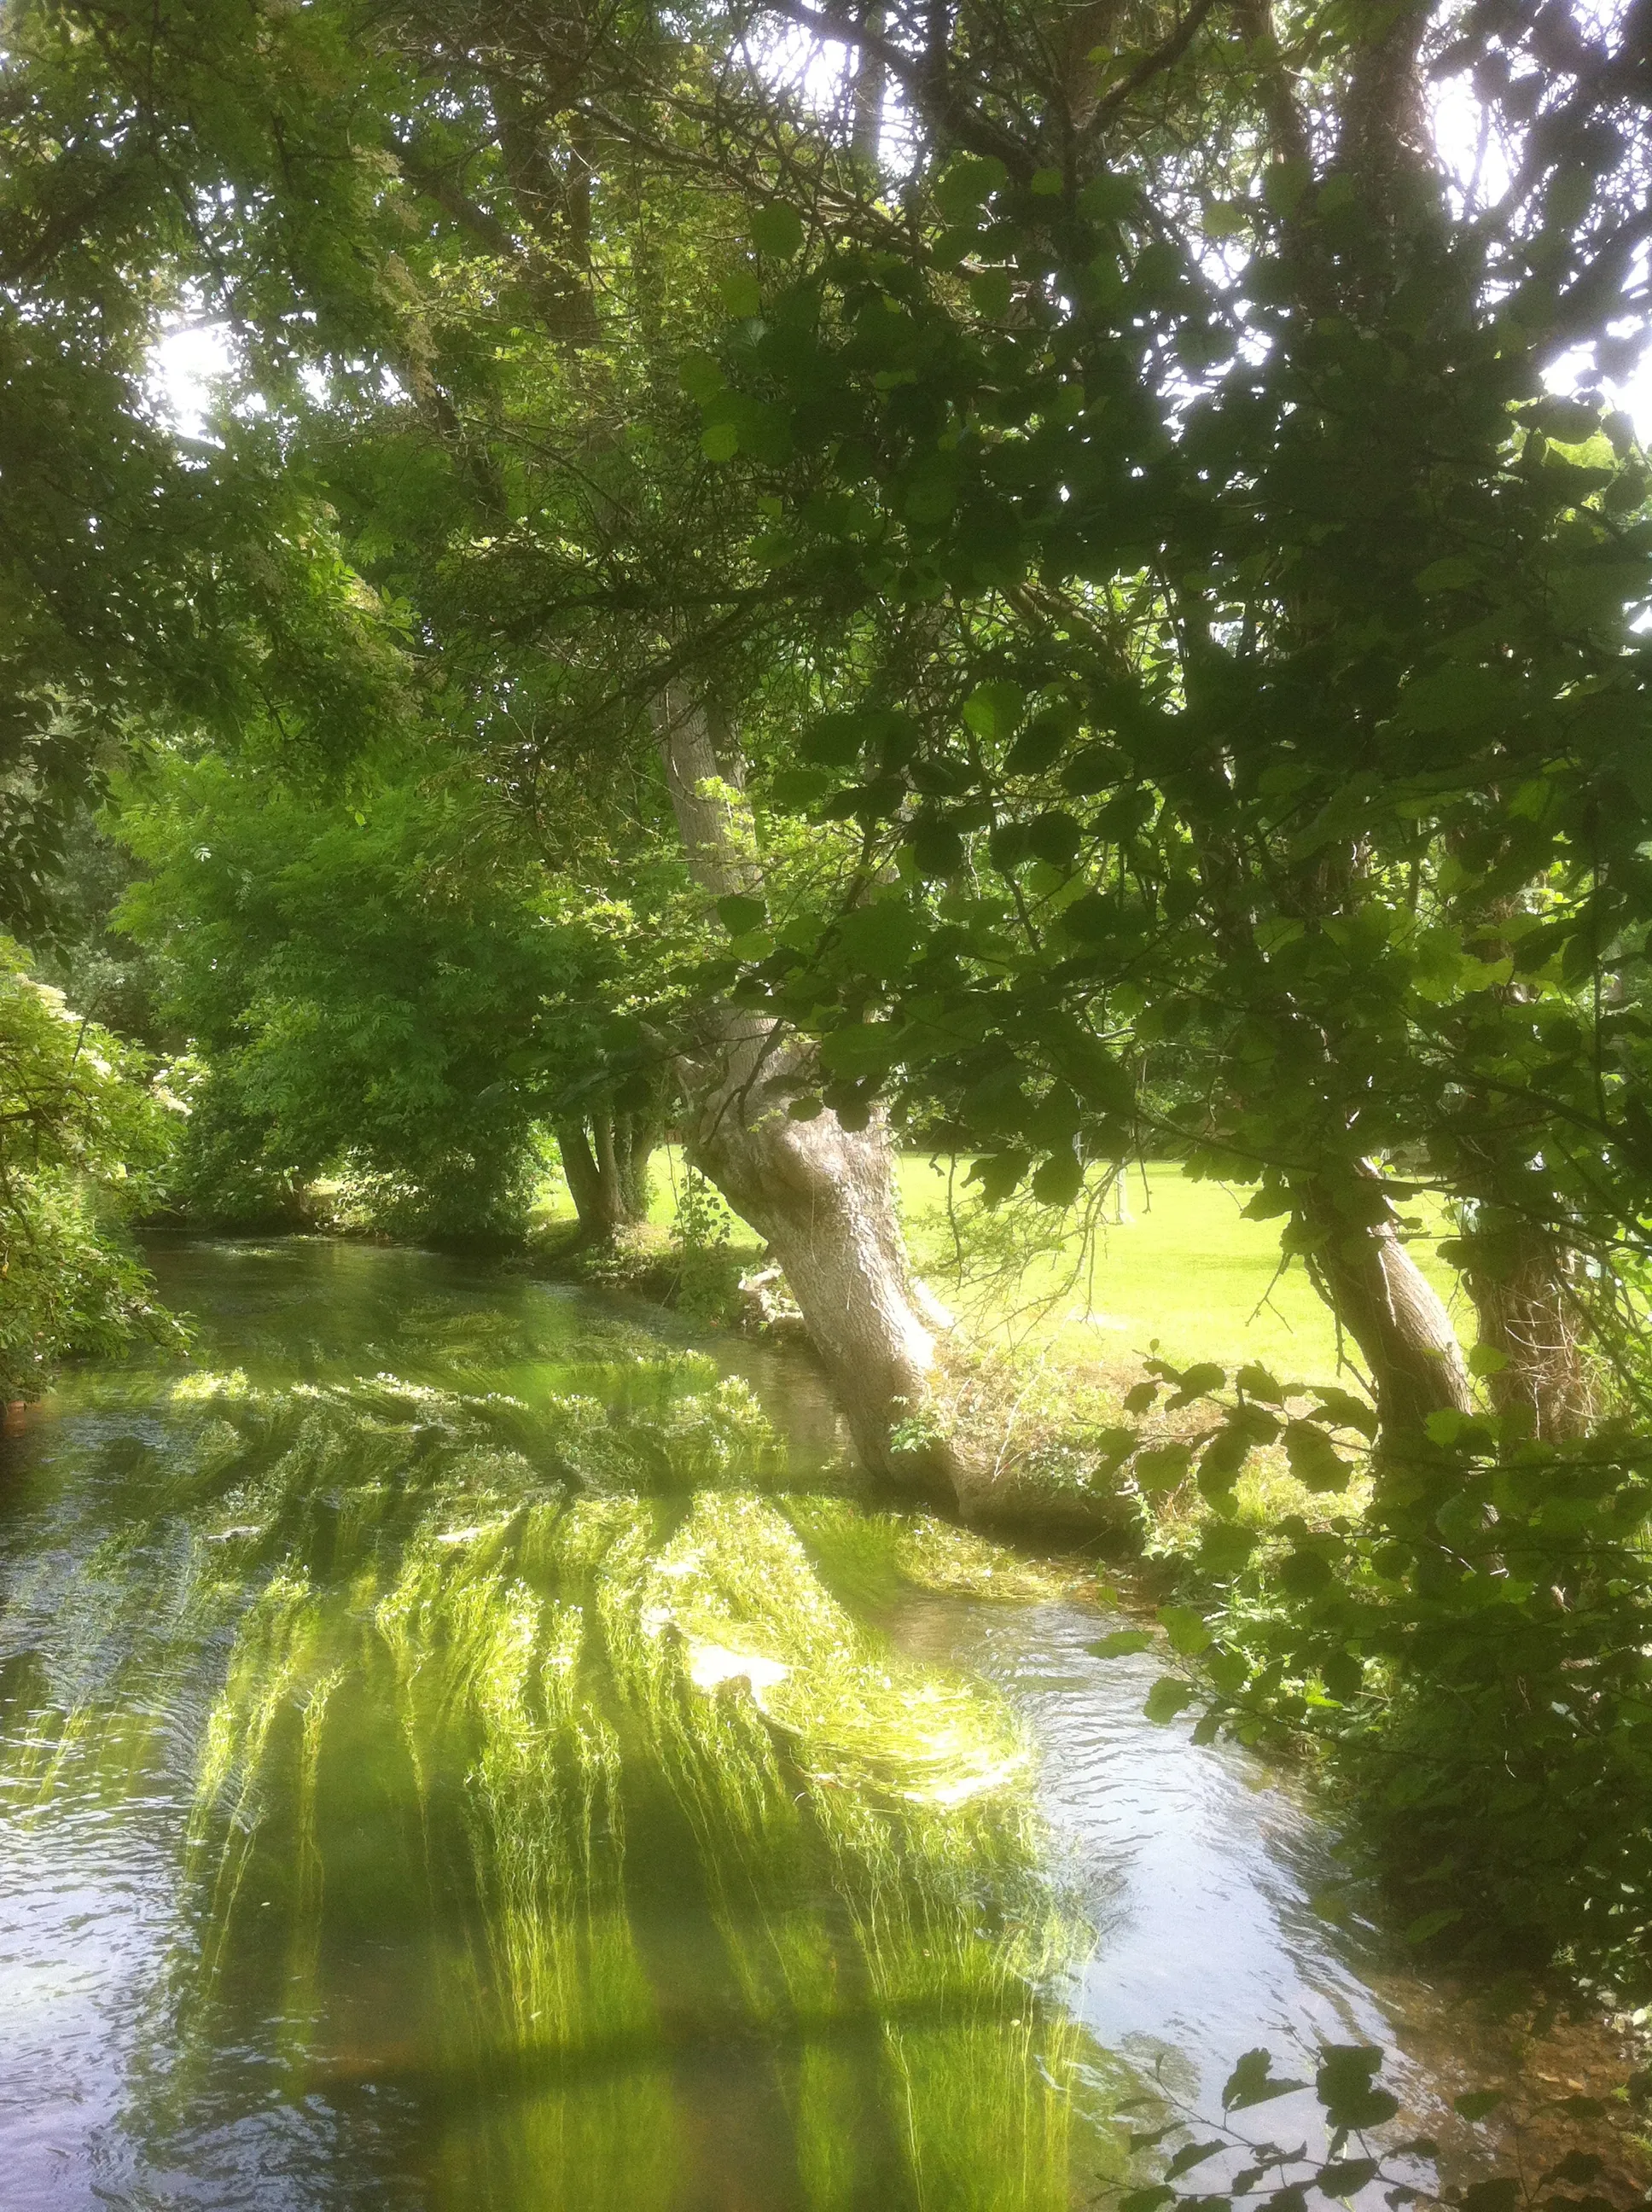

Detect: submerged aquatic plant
[0, 1304, 1115, 2207]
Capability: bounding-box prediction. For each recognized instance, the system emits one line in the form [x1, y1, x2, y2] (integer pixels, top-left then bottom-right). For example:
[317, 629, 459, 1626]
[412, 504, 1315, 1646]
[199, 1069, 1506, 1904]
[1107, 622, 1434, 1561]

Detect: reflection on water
[890, 1597, 1647, 2192]
[0, 1240, 1637, 2209]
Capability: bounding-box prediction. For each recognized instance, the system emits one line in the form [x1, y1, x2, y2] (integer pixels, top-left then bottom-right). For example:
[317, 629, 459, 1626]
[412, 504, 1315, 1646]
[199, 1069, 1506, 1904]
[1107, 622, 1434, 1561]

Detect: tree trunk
[682, 1003, 963, 1495]
[1458, 1211, 1597, 1442]
[651, 679, 969, 1501]
[850, 7, 886, 163]
[1296, 1171, 1473, 1454]
[555, 1113, 649, 1243]
[612, 1106, 659, 1221]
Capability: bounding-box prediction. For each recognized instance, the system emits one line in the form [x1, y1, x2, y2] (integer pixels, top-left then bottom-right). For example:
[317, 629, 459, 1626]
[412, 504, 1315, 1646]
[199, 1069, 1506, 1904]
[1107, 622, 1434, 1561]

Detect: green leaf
[1167, 1360, 1225, 1405]
[1223, 2048, 1305, 2111]
[1414, 556, 1483, 593]
[963, 682, 1026, 744]
[1316, 2158, 1380, 2197]
[1236, 1363, 1284, 1403]
[1158, 1603, 1213, 1656]
[1278, 1547, 1335, 1598]
[835, 900, 919, 978]
[1467, 1343, 1509, 1377]
[1526, 396, 1601, 442]
[1060, 741, 1122, 795]
[1459, 2181, 1520, 2212]
[969, 268, 1013, 319]
[801, 712, 867, 766]
[732, 398, 794, 463]
[908, 818, 965, 879]
[817, 1021, 902, 1078]
[1199, 1521, 1258, 1575]
[1261, 157, 1312, 216]
[1316, 2046, 1399, 2133]
[1089, 1629, 1154, 1656]
[1026, 810, 1081, 866]
[701, 422, 740, 462]
[1403, 1907, 1462, 1946]
[1143, 1675, 1195, 1724]
[1005, 704, 1077, 773]
[1032, 1149, 1084, 1206]
[1079, 171, 1137, 222]
[770, 767, 831, 809]
[1131, 241, 1184, 300]
[1452, 2090, 1503, 2122]
[680, 350, 726, 404]
[715, 894, 765, 935]
[969, 1150, 1029, 1206]
[751, 202, 805, 257]
[1284, 1420, 1351, 1493]
[934, 154, 1008, 221]
[1542, 2151, 1606, 2186]
[719, 268, 762, 317]
[1134, 1442, 1192, 1493]
[1165, 2140, 1226, 2179]
[1308, 1388, 1378, 1440]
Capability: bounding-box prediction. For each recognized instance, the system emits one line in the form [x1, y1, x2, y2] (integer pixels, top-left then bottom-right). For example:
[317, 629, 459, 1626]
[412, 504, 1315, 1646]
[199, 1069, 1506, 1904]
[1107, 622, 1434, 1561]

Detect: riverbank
[522, 1153, 1403, 1561]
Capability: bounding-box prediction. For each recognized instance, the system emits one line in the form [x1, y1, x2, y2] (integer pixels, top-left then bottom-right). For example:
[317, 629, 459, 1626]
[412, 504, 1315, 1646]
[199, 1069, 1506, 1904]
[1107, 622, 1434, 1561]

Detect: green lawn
[899, 1156, 1463, 1385]
[533, 1147, 1468, 1392]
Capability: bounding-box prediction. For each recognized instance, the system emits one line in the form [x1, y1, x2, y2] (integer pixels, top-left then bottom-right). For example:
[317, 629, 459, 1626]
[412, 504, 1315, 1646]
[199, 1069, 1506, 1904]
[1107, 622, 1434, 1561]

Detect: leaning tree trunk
[1295, 1170, 1474, 1464]
[652, 680, 969, 1502]
[679, 1002, 963, 1494]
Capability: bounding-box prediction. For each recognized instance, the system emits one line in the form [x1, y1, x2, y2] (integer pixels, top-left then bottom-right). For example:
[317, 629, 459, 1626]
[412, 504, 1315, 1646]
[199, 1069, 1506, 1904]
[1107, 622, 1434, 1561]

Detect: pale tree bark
[1297, 1171, 1474, 1455]
[850, 5, 886, 161]
[1459, 1212, 1598, 1442]
[650, 679, 970, 1499]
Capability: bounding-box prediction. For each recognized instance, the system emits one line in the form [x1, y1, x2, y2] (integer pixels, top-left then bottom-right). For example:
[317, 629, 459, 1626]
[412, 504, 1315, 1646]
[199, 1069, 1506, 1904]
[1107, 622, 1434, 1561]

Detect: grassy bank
[532, 1146, 1461, 1394]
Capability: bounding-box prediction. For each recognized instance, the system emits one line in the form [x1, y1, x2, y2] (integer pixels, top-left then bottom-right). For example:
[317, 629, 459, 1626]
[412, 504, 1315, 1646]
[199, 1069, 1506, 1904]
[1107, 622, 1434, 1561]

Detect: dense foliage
[6, 0, 1652, 2022]
[115, 738, 688, 1236]
[0, 938, 180, 1398]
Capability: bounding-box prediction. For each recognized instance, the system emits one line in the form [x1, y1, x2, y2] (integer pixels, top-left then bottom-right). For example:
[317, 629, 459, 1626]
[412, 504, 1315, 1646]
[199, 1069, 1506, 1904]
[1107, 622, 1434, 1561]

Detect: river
[0, 1239, 1636, 2208]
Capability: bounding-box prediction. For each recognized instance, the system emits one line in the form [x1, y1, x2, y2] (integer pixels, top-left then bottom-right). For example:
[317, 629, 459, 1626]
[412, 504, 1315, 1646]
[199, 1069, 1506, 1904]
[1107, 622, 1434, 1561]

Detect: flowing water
[0, 1240, 1636, 2209]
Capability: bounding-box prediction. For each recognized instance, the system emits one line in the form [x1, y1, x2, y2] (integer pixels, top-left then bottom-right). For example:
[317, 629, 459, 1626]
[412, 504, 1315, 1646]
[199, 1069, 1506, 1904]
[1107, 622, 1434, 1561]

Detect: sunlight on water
[5, 1240, 1622, 2209]
[0, 1241, 1122, 2208]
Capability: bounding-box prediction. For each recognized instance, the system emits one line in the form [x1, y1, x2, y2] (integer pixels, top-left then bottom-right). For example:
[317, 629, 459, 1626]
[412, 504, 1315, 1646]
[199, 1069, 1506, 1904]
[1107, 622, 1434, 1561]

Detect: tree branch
[761, 0, 1036, 176]
[1084, 0, 1222, 142]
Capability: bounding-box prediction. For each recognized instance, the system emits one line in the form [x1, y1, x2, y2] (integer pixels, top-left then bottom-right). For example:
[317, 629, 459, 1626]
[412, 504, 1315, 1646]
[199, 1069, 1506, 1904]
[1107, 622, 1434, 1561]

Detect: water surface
[0, 1240, 1632, 2208]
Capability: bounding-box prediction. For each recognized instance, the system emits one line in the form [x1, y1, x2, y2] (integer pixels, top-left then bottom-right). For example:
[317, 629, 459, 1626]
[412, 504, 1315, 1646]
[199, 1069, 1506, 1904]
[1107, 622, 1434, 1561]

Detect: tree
[114, 734, 682, 1241]
[0, 0, 421, 928]
[11, 0, 1652, 1499]
[671, 0, 1652, 1470]
[0, 937, 181, 1398]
